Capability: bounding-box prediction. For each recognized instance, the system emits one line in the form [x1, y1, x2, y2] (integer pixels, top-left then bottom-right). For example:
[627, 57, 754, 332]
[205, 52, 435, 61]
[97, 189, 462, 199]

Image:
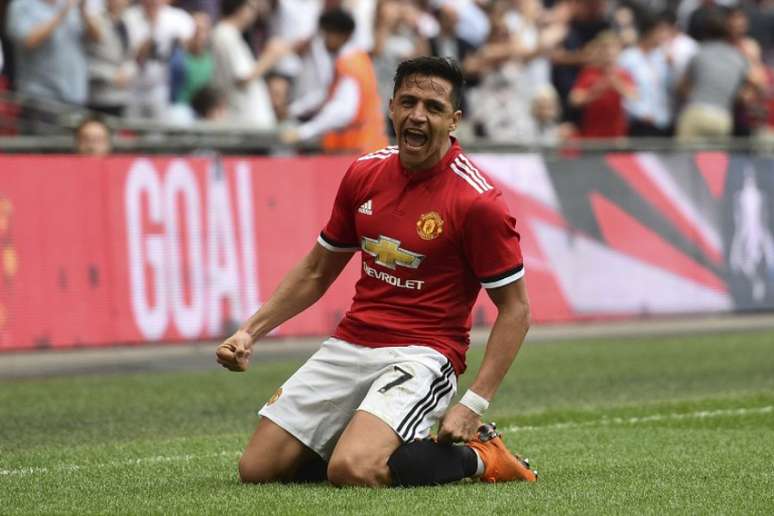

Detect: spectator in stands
[6, 0, 101, 133]
[190, 85, 227, 120]
[617, 12, 673, 136]
[610, 3, 637, 48]
[438, 0, 491, 48]
[123, 0, 195, 119]
[285, 32, 334, 126]
[551, 0, 611, 123]
[428, 2, 475, 64]
[465, 1, 537, 141]
[676, 9, 750, 141]
[727, 6, 769, 135]
[268, 0, 324, 121]
[177, 11, 214, 104]
[526, 84, 572, 144]
[740, 0, 774, 67]
[75, 115, 112, 155]
[86, 0, 137, 117]
[569, 31, 636, 138]
[281, 7, 388, 154]
[212, 0, 291, 129]
[428, 1, 476, 114]
[503, 0, 561, 92]
[663, 9, 698, 84]
[372, 0, 431, 116]
[342, 0, 379, 52]
[176, 0, 220, 21]
[686, 0, 726, 42]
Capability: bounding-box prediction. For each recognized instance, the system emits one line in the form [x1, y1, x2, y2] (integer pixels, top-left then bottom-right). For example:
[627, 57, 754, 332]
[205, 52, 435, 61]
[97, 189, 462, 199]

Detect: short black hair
[318, 7, 355, 36]
[191, 86, 224, 119]
[660, 9, 678, 26]
[703, 7, 730, 40]
[76, 114, 111, 137]
[221, 0, 247, 18]
[637, 10, 668, 36]
[393, 56, 465, 111]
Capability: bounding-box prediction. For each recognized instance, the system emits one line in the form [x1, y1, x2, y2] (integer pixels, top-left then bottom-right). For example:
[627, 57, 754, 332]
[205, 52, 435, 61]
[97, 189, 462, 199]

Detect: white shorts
[258, 338, 457, 460]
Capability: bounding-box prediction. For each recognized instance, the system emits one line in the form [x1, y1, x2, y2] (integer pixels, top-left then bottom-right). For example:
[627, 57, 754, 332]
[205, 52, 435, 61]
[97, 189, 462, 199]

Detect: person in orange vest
[280, 8, 388, 154]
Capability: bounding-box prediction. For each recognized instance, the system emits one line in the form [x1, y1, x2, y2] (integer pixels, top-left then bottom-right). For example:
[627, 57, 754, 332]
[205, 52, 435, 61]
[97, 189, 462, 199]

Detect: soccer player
[216, 56, 536, 487]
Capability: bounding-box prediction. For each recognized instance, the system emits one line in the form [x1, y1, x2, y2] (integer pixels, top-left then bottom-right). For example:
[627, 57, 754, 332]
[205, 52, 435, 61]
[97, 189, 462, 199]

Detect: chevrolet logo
[362, 235, 424, 270]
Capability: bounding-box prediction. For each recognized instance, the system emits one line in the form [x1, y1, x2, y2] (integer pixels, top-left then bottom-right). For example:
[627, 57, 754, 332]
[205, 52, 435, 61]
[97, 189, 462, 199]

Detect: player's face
[389, 74, 462, 172]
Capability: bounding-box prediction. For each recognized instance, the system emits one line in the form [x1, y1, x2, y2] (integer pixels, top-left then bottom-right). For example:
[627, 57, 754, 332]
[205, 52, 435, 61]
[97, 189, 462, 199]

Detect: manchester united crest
[416, 211, 444, 240]
[266, 388, 283, 406]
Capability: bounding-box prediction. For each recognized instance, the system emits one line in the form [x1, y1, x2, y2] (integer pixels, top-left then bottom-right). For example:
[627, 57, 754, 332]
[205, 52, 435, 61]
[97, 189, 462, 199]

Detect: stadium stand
[0, 0, 772, 150]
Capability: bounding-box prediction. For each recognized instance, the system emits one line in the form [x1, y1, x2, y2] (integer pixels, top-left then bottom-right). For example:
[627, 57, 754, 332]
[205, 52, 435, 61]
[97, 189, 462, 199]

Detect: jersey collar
[399, 137, 461, 184]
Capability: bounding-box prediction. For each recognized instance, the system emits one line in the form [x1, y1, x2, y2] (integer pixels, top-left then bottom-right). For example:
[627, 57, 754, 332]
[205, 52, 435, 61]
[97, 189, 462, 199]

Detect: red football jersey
[318, 139, 524, 374]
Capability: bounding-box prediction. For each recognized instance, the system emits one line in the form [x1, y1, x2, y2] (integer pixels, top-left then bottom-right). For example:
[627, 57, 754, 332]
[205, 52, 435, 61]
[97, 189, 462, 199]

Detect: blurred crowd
[1, 0, 774, 147]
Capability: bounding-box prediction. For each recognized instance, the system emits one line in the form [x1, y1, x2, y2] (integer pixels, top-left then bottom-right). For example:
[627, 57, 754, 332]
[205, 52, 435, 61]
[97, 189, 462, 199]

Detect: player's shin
[387, 439, 479, 486]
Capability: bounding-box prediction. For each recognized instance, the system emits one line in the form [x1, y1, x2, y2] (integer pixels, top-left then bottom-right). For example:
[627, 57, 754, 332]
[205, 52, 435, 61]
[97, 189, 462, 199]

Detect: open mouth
[403, 128, 428, 150]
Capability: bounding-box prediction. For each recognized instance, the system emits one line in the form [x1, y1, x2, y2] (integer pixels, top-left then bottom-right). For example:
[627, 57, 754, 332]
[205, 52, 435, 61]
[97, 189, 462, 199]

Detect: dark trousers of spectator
[628, 118, 672, 137]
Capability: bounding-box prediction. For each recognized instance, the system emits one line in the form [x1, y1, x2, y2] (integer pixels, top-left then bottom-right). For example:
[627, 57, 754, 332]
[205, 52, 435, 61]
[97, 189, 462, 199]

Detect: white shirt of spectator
[505, 10, 551, 92]
[432, 0, 489, 47]
[288, 35, 333, 112]
[270, 0, 323, 78]
[123, 4, 195, 118]
[288, 44, 360, 141]
[665, 32, 699, 83]
[296, 77, 359, 140]
[618, 46, 673, 128]
[211, 22, 277, 130]
[342, 0, 378, 52]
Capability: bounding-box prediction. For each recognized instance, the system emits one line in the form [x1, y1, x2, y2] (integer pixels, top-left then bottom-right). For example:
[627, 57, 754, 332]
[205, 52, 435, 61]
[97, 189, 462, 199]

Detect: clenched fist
[215, 330, 253, 372]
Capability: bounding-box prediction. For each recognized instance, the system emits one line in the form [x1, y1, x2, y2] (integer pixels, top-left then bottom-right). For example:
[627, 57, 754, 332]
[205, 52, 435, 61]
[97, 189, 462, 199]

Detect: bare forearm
[551, 48, 587, 66]
[24, 9, 67, 49]
[469, 303, 530, 400]
[569, 89, 591, 107]
[241, 260, 328, 342]
[240, 244, 351, 343]
[81, 8, 102, 42]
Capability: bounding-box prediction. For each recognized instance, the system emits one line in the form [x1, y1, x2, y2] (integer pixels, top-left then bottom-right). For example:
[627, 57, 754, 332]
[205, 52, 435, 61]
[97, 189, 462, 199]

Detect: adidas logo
[358, 199, 373, 216]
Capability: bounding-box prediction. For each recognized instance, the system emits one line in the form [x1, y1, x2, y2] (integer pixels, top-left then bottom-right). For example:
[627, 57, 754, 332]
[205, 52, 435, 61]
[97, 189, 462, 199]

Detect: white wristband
[459, 389, 489, 416]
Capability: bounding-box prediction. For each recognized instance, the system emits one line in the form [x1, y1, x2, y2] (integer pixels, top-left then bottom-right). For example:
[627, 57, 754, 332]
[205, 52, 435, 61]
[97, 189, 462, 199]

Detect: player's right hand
[215, 330, 253, 372]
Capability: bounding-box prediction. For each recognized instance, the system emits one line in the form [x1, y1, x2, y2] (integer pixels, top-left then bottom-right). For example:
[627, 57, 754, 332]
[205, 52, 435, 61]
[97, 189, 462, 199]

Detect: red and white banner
[1, 152, 772, 350]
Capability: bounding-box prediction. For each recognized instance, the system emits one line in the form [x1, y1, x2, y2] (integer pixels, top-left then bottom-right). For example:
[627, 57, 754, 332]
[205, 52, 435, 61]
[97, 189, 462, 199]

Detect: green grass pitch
[2, 329, 773, 514]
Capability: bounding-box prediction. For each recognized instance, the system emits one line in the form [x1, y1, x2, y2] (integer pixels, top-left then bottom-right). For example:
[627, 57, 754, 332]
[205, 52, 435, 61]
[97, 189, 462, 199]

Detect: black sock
[290, 454, 328, 483]
[388, 440, 478, 487]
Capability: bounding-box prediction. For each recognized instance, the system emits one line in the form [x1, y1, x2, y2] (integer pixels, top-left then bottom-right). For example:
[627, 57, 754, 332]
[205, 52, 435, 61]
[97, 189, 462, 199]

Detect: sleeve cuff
[480, 265, 525, 289]
[317, 233, 359, 253]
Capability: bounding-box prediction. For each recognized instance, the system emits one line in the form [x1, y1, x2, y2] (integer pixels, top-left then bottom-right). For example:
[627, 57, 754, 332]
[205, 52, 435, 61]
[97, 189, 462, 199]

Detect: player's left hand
[437, 403, 481, 444]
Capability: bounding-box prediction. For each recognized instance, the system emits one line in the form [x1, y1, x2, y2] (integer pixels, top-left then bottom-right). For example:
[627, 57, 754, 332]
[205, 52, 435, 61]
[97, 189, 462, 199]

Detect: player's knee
[238, 454, 277, 484]
[327, 454, 388, 487]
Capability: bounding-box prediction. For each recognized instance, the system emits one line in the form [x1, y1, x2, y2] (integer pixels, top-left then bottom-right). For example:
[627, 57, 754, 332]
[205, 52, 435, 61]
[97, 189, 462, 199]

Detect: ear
[388, 97, 396, 124]
[449, 110, 462, 132]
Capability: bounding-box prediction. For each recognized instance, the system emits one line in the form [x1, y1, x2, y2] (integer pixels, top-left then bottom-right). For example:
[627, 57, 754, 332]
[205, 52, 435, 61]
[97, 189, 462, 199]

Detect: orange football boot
[466, 423, 538, 483]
